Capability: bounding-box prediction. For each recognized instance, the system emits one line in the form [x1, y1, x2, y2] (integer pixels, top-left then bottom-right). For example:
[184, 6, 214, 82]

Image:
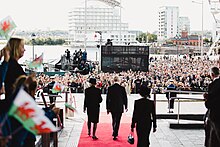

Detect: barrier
[170, 96, 205, 124]
[164, 90, 204, 113]
[163, 90, 205, 129]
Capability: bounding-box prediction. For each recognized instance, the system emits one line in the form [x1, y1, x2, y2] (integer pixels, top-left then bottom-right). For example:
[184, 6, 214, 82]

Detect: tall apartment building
[68, 6, 137, 49]
[158, 6, 179, 41]
[178, 17, 190, 34]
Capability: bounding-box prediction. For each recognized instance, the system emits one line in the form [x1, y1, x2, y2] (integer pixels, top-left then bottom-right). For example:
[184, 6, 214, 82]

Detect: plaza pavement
[38, 93, 206, 147]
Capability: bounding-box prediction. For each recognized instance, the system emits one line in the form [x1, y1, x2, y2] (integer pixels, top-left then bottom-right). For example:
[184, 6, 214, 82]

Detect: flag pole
[10, 126, 23, 136]
[0, 114, 8, 136]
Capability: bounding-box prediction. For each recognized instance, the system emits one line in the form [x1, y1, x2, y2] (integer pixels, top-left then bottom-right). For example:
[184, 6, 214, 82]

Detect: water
[0, 44, 99, 64]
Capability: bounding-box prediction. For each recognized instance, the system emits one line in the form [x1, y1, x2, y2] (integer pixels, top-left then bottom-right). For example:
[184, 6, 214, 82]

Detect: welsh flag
[0, 16, 16, 40]
[51, 82, 65, 93]
[28, 53, 43, 68]
[65, 103, 77, 112]
[8, 88, 59, 135]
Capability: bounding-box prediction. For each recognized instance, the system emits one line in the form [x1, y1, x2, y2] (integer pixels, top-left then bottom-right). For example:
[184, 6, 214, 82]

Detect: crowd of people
[37, 56, 218, 97]
[1, 37, 220, 146]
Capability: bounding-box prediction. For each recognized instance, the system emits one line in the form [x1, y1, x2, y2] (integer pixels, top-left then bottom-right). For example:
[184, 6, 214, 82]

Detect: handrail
[164, 89, 205, 94]
[170, 96, 205, 101]
[170, 95, 204, 124]
[163, 89, 205, 113]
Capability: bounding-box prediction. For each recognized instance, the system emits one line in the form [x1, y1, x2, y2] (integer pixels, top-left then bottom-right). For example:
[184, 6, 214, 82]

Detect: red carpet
[78, 112, 137, 147]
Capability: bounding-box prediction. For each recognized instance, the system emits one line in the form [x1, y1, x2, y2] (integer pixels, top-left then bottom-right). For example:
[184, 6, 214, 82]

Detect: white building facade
[158, 6, 179, 41]
[68, 5, 137, 49]
[178, 17, 190, 34]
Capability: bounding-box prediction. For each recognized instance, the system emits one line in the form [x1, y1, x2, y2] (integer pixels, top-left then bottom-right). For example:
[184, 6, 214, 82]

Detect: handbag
[127, 133, 134, 144]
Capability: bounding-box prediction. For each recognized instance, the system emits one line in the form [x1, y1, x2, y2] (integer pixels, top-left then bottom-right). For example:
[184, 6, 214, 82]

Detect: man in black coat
[83, 78, 102, 140]
[106, 76, 128, 140]
[204, 66, 220, 147]
[131, 84, 157, 147]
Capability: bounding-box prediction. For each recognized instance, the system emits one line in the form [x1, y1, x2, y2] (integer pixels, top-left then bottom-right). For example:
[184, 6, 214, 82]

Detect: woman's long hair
[7, 37, 24, 59]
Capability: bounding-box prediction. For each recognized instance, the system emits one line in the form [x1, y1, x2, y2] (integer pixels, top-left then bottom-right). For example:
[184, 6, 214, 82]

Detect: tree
[136, 33, 157, 43]
[147, 33, 157, 43]
[27, 38, 65, 45]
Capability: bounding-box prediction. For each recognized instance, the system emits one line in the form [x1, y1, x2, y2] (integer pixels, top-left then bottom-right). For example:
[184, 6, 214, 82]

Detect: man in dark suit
[106, 76, 128, 140]
[84, 78, 102, 140]
[204, 66, 220, 146]
[131, 84, 157, 147]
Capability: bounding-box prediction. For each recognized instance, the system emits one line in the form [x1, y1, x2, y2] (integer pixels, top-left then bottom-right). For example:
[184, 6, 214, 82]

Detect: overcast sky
[0, 0, 214, 33]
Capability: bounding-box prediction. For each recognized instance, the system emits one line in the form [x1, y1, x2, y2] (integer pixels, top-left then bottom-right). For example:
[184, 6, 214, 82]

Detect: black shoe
[113, 136, 117, 140]
[88, 131, 91, 136]
[168, 110, 173, 113]
[92, 136, 98, 140]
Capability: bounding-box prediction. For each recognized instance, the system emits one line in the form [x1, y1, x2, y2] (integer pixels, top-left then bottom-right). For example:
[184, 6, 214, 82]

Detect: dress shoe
[88, 131, 91, 136]
[113, 136, 117, 140]
[92, 136, 98, 140]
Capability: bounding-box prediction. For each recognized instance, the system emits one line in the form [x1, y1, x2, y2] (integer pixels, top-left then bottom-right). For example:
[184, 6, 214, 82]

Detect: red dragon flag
[51, 82, 65, 93]
[8, 88, 59, 135]
[0, 16, 16, 40]
[28, 53, 43, 68]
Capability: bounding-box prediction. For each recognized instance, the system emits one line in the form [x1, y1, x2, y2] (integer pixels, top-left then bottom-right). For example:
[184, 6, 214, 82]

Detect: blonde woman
[5, 37, 26, 99]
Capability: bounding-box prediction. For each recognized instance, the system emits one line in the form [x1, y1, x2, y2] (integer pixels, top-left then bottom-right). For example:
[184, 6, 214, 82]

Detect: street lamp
[95, 31, 102, 72]
[192, 0, 204, 56]
[31, 33, 36, 60]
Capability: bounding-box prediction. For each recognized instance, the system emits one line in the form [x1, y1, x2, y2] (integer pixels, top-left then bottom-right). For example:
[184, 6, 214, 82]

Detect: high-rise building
[158, 6, 179, 41]
[68, 5, 137, 49]
[178, 17, 190, 34]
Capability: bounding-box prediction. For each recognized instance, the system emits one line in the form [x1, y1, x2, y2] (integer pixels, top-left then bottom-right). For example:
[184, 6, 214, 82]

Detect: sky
[0, 0, 214, 33]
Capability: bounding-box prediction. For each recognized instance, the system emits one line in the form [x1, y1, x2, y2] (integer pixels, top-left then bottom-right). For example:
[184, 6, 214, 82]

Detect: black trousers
[111, 112, 122, 137]
[169, 99, 174, 109]
[209, 120, 220, 147]
[136, 122, 152, 147]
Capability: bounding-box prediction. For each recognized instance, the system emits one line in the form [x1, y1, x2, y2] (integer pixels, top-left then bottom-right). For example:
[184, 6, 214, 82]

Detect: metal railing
[164, 89, 205, 124]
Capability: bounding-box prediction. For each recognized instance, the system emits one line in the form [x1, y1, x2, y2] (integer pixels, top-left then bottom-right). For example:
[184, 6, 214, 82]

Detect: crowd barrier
[162, 90, 205, 128]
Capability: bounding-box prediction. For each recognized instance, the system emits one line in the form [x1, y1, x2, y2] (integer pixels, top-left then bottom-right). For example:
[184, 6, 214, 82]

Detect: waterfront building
[68, 4, 138, 49]
[158, 6, 179, 41]
[158, 6, 191, 43]
[178, 17, 190, 35]
[171, 30, 200, 46]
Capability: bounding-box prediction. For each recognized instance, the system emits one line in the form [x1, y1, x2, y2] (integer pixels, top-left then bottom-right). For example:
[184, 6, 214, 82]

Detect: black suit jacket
[205, 78, 220, 122]
[131, 98, 157, 129]
[106, 83, 128, 113]
[84, 86, 102, 111]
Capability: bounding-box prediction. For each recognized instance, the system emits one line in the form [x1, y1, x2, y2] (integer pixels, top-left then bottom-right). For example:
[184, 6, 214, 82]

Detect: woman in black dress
[83, 78, 102, 140]
[131, 84, 157, 147]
